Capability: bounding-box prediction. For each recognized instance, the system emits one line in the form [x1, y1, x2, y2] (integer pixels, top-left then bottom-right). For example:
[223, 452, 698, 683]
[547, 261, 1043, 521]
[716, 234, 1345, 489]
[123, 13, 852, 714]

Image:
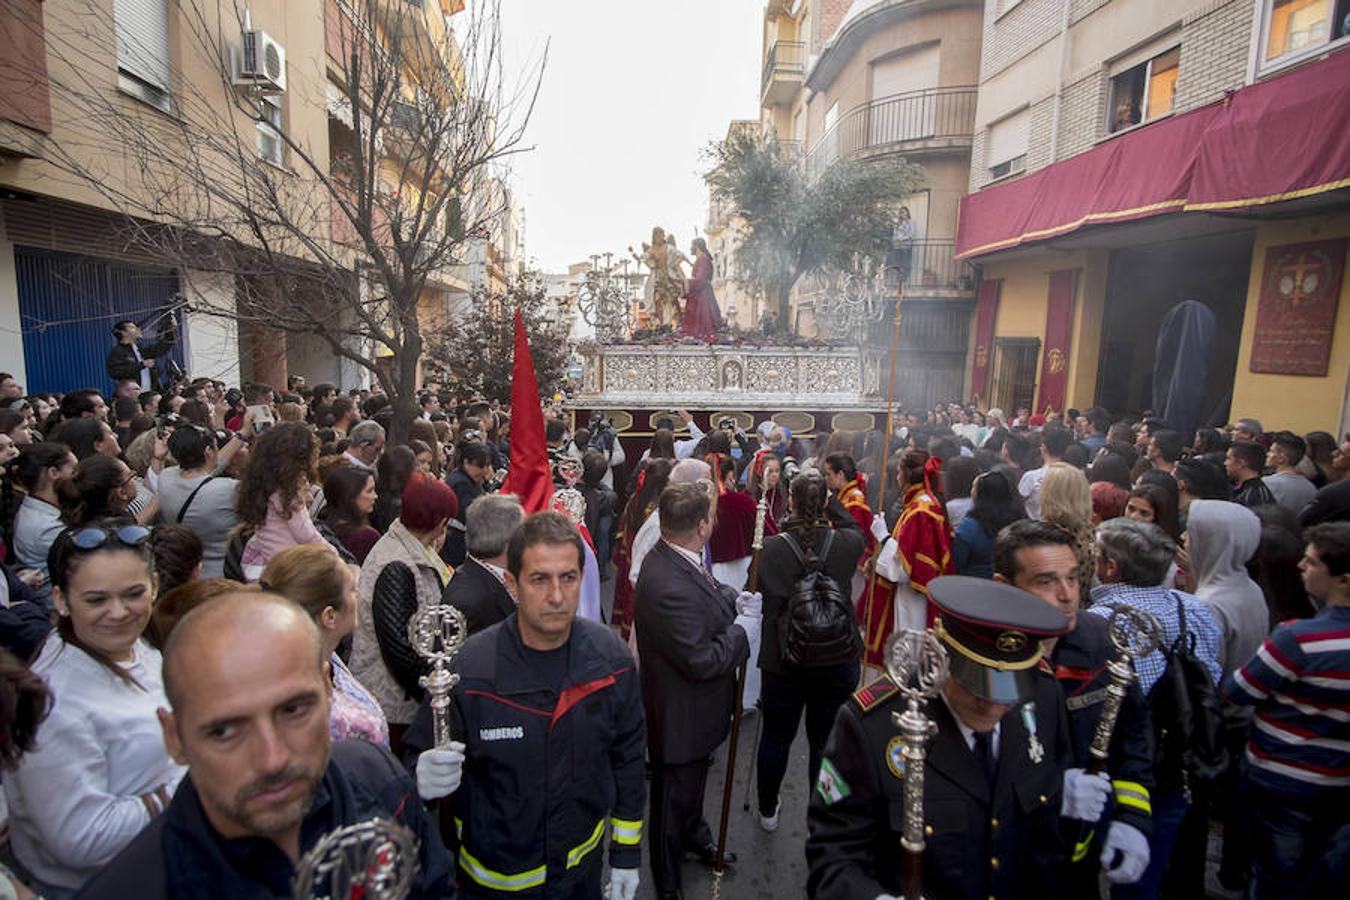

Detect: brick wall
[1055, 68, 1106, 159]
[1069, 0, 1110, 25]
[981, 0, 1064, 80]
[1028, 95, 1059, 169]
[817, 0, 854, 49]
[1173, 0, 1253, 112]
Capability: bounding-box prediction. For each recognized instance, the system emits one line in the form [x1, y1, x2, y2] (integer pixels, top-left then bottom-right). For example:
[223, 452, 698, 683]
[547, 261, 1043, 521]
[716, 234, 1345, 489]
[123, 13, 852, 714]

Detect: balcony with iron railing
[806, 85, 977, 176]
[761, 41, 806, 106]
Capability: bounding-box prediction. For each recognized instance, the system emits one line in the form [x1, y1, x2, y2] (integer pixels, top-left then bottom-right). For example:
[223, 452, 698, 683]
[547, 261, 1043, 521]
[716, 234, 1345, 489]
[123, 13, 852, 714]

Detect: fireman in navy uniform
[993, 520, 1154, 891]
[407, 512, 646, 899]
[807, 576, 1114, 900]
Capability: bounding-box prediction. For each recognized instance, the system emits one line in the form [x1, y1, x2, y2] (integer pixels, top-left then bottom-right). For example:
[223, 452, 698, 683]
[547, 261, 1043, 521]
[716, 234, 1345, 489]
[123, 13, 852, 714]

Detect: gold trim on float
[832, 411, 876, 432]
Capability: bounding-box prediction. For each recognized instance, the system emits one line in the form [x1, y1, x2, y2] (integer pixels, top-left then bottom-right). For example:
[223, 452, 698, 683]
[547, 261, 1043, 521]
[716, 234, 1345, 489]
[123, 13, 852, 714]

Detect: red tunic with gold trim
[835, 479, 875, 572]
[857, 483, 954, 669]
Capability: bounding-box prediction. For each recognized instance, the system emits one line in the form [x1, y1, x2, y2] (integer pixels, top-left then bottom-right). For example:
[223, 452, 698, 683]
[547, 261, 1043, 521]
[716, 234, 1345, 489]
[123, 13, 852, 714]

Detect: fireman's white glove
[609, 867, 639, 900]
[415, 742, 465, 801]
[1101, 821, 1150, 884]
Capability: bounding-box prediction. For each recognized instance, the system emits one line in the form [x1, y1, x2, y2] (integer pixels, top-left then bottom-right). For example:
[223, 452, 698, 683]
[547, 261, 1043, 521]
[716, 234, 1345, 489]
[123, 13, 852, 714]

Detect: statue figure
[630, 226, 687, 328]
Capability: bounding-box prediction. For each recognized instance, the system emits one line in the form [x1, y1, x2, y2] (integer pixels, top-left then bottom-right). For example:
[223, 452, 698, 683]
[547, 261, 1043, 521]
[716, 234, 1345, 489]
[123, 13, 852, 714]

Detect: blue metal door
[15, 247, 186, 394]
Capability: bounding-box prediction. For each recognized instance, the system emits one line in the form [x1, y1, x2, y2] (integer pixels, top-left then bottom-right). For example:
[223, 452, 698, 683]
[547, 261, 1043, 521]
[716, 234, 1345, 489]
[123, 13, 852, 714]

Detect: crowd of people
[0, 355, 1345, 899]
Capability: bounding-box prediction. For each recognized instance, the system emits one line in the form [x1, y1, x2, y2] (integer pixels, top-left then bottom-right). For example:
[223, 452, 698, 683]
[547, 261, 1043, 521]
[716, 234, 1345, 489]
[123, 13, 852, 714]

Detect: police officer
[409, 512, 646, 899]
[807, 575, 1112, 899]
[993, 521, 1154, 892]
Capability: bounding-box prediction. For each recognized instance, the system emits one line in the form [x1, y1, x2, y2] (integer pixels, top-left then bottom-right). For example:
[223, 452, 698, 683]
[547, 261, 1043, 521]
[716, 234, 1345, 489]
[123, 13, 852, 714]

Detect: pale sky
[497, 0, 764, 274]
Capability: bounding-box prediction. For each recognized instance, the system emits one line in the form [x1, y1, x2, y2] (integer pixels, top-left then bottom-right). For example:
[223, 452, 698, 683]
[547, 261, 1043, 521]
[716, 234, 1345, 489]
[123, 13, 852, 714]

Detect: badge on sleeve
[1022, 702, 1045, 764]
[885, 737, 907, 779]
[816, 758, 851, 805]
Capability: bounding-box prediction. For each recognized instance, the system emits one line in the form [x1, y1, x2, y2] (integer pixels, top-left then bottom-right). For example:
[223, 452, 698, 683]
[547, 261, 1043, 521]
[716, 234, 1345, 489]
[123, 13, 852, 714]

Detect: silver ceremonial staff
[292, 817, 419, 900]
[1073, 605, 1161, 862]
[408, 603, 469, 749]
[884, 627, 950, 900]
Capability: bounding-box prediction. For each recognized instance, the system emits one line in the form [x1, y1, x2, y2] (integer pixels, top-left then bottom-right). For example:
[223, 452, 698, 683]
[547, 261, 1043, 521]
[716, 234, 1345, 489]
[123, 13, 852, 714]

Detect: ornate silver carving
[884, 628, 950, 855]
[408, 604, 468, 750]
[1089, 607, 1161, 766]
[292, 817, 419, 900]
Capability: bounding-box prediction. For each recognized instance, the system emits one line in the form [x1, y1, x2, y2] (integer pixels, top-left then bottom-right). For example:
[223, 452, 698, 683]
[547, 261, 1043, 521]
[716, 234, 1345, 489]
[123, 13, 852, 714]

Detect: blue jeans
[1249, 784, 1348, 900]
[1113, 790, 1188, 900]
[755, 662, 859, 815]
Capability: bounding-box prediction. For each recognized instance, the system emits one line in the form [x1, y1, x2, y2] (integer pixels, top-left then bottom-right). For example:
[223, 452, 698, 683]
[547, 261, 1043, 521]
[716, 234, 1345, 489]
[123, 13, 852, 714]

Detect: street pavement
[598, 570, 813, 899]
[606, 707, 814, 900]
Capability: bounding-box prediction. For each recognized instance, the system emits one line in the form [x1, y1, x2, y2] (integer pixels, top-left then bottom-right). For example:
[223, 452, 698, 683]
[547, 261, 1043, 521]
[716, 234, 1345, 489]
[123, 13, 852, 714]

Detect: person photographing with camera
[106, 318, 177, 393]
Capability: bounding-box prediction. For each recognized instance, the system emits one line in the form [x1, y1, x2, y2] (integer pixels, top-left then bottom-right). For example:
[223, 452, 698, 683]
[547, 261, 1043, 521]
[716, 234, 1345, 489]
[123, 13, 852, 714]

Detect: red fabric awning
[956, 48, 1350, 259]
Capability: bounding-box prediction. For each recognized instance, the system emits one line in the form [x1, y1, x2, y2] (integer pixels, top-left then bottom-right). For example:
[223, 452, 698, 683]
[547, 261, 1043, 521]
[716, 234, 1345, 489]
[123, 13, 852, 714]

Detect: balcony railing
[899, 240, 977, 293]
[761, 41, 806, 99]
[807, 86, 977, 176]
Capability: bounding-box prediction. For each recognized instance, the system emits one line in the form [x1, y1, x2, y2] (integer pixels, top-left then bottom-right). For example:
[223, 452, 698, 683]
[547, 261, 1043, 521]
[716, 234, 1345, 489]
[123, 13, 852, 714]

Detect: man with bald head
[78, 592, 455, 899]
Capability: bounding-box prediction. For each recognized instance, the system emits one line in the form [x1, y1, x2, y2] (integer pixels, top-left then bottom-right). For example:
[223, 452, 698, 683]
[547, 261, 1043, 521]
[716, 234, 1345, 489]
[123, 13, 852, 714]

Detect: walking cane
[1072, 607, 1160, 863]
[712, 497, 768, 893]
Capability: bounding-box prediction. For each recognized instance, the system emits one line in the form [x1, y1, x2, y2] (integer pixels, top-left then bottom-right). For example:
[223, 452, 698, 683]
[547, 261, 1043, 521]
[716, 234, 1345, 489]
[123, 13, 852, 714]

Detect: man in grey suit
[635, 482, 762, 900]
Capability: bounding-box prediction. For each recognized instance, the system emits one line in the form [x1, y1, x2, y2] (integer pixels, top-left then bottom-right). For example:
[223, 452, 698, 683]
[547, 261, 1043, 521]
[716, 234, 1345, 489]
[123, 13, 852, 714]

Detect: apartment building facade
[958, 0, 1350, 434]
[0, 0, 513, 396]
[758, 0, 986, 410]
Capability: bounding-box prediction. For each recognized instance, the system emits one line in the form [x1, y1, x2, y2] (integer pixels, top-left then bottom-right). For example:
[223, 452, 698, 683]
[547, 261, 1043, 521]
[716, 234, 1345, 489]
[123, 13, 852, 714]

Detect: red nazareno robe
[836, 479, 874, 573]
[858, 483, 953, 669]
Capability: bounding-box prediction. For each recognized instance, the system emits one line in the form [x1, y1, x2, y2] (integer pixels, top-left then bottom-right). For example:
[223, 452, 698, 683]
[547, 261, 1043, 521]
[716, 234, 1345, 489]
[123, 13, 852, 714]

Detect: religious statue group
[629, 226, 723, 340]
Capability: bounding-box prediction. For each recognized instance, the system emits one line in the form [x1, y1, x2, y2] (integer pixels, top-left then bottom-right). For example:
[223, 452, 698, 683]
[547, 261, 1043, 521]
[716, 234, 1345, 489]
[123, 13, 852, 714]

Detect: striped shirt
[1222, 605, 1350, 797]
[1088, 583, 1224, 694]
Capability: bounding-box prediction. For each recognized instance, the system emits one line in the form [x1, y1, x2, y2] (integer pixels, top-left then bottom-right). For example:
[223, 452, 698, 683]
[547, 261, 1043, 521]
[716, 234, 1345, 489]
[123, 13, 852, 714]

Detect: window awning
[956, 47, 1350, 260]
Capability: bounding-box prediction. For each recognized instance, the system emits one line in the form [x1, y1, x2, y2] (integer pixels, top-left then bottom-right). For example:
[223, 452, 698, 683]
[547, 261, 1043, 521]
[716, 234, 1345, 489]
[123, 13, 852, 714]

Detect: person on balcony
[884, 206, 915, 286]
[680, 238, 723, 342]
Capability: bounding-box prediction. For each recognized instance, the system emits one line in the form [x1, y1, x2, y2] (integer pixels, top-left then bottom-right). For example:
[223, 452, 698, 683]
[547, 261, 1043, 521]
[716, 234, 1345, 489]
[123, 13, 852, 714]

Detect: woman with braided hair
[862, 449, 954, 674]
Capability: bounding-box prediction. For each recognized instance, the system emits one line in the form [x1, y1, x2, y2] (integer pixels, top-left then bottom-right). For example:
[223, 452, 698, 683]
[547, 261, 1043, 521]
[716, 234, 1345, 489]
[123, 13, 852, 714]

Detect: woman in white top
[10, 442, 76, 607]
[4, 520, 185, 897]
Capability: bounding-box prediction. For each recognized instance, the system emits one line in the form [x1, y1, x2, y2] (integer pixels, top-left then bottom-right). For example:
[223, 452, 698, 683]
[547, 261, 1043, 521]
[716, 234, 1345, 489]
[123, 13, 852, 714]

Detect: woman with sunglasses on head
[3, 521, 184, 898]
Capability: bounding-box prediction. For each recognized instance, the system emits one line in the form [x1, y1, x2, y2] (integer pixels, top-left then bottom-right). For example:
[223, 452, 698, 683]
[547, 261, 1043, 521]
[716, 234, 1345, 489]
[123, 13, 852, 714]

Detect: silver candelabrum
[408, 603, 469, 750]
[575, 252, 636, 342]
[292, 817, 419, 900]
[1089, 606, 1162, 768]
[883, 628, 950, 857]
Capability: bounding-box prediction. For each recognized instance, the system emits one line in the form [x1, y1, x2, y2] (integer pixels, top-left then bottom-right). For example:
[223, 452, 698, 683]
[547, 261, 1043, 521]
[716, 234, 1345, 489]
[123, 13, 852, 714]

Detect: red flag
[499, 308, 555, 514]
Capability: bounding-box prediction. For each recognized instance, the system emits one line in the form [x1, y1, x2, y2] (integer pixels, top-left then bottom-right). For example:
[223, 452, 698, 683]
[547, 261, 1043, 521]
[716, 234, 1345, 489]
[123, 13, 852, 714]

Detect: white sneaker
[759, 801, 780, 833]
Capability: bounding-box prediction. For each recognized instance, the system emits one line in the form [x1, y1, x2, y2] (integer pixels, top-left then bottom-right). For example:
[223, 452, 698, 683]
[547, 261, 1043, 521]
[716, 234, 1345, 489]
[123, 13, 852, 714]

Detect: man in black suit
[443, 493, 524, 636]
[635, 482, 762, 900]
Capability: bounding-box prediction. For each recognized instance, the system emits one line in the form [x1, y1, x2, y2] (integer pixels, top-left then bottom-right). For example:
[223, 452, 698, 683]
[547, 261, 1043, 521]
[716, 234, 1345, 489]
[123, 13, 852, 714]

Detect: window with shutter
[986, 108, 1029, 180]
[113, 0, 171, 107]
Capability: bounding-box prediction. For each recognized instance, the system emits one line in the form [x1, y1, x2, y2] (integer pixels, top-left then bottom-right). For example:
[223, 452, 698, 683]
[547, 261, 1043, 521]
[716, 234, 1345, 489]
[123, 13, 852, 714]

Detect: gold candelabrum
[292, 817, 419, 900]
[408, 603, 469, 750]
[883, 627, 950, 900]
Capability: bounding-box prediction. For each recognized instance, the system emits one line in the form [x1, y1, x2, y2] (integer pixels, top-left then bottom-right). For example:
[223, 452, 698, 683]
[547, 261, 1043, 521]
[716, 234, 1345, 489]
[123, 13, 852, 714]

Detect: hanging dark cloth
[1152, 300, 1216, 437]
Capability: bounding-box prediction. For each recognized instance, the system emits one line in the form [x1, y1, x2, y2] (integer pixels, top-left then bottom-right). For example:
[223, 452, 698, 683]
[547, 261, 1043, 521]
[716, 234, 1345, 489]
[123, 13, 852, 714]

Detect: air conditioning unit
[236, 29, 286, 94]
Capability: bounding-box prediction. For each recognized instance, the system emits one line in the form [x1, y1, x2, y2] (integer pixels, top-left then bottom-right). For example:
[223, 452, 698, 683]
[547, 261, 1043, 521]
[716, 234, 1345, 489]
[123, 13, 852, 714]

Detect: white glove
[416, 742, 465, 801]
[869, 512, 889, 543]
[876, 895, 901, 900]
[735, 590, 762, 616]
[609, 867, 640, 900]
[1059, 768, 1111, 822]
[734, 612, 761, 648]
[1100, 821, 1150, 884]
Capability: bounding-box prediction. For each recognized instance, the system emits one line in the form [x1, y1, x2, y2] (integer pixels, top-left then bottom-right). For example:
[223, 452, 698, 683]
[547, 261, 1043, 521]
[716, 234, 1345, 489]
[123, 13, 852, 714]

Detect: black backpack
[778, 531, 862, 668]
[1148, 592, 1228, 796]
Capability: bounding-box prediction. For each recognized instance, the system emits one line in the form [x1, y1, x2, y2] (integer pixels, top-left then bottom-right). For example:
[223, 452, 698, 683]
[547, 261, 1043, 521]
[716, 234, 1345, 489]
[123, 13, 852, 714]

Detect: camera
[717, 417, 737, 432]
[588, 411, 616, 454]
